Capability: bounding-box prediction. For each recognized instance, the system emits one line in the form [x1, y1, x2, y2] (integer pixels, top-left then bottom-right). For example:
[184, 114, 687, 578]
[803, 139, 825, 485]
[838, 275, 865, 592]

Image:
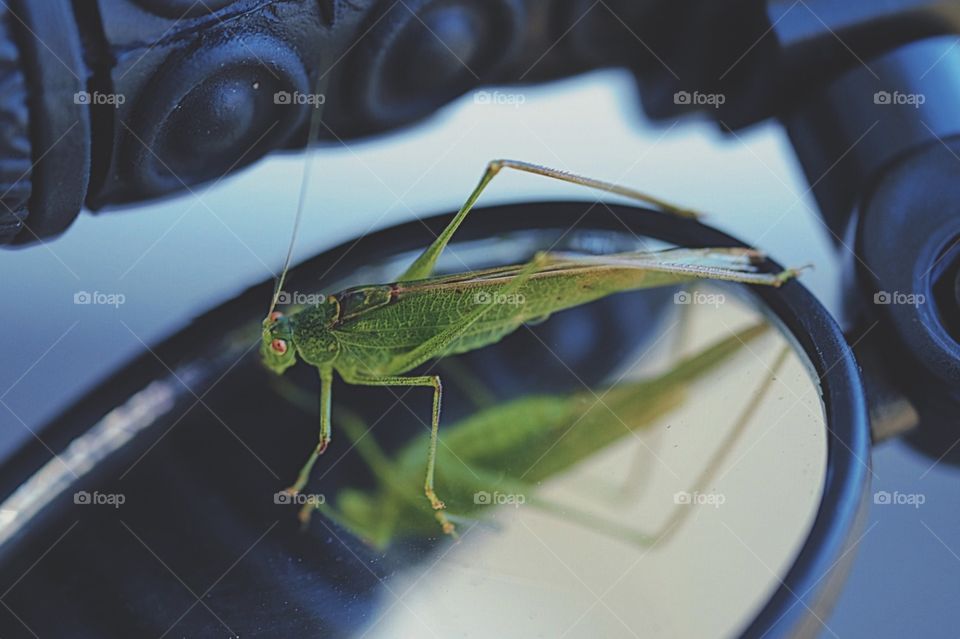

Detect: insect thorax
[290, 299, 340, 365]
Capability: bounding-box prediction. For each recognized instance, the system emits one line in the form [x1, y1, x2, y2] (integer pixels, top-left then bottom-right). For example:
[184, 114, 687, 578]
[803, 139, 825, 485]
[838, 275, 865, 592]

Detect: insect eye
[271, 339, 288, 355]
[269, 311, 284, 322]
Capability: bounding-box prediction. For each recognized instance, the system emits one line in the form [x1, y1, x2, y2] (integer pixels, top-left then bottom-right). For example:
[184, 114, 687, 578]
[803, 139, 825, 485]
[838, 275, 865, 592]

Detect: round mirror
[0, 202, 869, 639]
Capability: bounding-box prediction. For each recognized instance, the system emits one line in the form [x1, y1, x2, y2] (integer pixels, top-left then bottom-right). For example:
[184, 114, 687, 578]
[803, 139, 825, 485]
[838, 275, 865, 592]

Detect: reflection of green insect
[281, 323, 785, 548]
[261, 159, 803, 536]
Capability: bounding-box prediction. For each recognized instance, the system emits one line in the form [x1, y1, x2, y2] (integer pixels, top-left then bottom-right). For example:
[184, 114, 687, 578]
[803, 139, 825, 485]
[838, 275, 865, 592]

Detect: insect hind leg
[398, 159, 702, 282]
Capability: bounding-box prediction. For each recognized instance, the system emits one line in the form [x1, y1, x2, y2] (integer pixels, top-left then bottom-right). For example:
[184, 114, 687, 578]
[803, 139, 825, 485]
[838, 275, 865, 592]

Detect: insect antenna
[268, 71, 326, 319]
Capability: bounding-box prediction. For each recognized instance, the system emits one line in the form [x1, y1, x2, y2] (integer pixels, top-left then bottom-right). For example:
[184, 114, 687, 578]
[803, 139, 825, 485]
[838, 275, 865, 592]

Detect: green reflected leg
[437, 459, 665, 548]
[438, 357, 497, 410]
[297, 406, 406, 528]
[651, 345, 791, 538]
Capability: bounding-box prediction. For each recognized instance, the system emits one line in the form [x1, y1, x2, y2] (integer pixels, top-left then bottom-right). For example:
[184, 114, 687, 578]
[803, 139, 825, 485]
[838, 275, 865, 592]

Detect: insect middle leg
[335, 253, 550, 536]
[339, 372, 458, 537]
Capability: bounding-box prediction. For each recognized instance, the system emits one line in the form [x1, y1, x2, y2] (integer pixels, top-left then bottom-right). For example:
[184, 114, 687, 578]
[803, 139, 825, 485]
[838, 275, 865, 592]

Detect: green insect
[261, 159, 803, 537]
[278, 322, 785, 548]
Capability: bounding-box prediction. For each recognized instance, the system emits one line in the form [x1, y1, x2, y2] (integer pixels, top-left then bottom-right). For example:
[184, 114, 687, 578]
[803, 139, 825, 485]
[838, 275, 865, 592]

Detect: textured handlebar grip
[0, 0, 649, 245]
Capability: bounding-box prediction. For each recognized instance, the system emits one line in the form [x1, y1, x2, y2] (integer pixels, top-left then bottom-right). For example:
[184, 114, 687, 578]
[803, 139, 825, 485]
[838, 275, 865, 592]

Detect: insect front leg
[287, 366, 334, 495]
[339, 372, 458, 538]
[296, 405, 408, 527]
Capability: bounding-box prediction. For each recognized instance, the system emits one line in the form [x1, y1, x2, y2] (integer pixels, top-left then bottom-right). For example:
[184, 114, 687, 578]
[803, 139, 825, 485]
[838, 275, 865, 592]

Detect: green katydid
[276, 322, 787, 548]
[261, 158, 805, 537]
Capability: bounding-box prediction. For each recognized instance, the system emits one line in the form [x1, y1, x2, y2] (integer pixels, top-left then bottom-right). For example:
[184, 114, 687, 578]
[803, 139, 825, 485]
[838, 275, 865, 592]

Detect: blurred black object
[0, 0, 956, 243]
